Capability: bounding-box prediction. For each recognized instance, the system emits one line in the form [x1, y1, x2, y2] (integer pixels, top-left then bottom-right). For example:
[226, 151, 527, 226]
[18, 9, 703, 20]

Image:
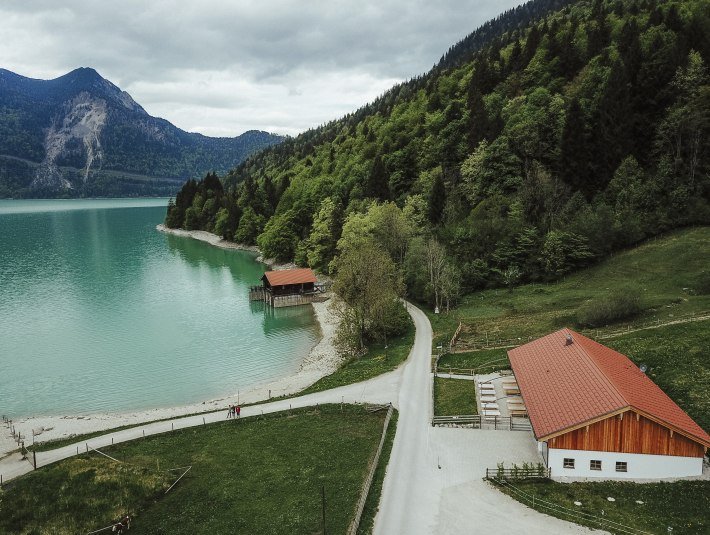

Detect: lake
[0, 198, 319, 417]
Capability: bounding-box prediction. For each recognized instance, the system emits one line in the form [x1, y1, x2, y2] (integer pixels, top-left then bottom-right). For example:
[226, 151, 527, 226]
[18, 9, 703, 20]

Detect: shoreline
[1, 228, 342, 455]
[156, 224, 298, 270]
[2, 299, 342, 455]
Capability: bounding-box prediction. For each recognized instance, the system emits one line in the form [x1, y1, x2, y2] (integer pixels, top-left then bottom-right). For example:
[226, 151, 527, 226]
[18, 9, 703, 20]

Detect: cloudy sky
[2, 0, 524, 137]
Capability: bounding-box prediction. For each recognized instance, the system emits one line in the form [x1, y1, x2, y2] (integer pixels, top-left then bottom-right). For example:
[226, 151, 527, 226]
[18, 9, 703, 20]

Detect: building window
[563, 458, 575, 469]
[616, 462, 628, 472]
[590, 460, 602, 471]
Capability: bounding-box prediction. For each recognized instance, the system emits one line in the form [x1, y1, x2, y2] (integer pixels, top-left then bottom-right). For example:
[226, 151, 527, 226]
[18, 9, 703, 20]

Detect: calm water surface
[0, 199, 319, 417]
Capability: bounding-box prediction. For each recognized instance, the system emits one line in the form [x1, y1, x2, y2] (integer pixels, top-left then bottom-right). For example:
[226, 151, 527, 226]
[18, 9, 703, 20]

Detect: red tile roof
[508, 328, 710, 446]
[262, 268, 317, 286]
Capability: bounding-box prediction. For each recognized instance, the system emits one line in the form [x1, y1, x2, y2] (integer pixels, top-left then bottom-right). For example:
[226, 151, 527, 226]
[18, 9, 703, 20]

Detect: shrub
[689, 271, 710, 295]
[576, 289, 642, 327]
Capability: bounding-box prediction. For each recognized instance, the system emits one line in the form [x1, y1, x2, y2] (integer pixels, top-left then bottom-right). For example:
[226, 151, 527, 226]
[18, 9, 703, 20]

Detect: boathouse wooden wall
[547, 410, 705, 457]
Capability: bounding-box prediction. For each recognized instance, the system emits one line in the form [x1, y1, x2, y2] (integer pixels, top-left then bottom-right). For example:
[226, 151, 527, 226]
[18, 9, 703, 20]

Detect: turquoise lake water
[0, 199, 319, 417]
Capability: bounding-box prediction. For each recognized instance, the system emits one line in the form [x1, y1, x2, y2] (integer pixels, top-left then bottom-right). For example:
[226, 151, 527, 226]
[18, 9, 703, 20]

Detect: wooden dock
[249, 286, 328, 308]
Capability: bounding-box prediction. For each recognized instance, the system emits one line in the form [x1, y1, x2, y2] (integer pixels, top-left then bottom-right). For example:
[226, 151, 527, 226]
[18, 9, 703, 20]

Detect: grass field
[428, 227, 710, 346]
[0, 405, 392, 535]
[433, 378, 477, 416]
[494, 479, 709, 534]
[437, 348, 509, 373]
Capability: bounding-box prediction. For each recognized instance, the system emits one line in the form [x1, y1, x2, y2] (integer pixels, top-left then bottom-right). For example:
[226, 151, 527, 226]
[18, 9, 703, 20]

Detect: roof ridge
[564, 328, 631, 407]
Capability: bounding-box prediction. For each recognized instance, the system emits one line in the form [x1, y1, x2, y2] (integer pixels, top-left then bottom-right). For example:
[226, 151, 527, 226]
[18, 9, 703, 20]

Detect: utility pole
[321, 485, 326, 535]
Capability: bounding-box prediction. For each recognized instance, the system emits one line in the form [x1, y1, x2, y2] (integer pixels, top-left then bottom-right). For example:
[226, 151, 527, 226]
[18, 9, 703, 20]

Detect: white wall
[547, 448, 703, 479]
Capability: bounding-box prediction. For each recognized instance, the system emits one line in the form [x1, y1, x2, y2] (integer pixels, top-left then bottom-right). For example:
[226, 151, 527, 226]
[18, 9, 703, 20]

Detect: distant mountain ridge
[0, 67, 283, 197]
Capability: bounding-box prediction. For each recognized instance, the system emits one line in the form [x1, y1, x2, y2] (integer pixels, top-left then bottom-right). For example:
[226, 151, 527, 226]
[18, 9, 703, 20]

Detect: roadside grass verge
[437, 348, 509, 373]
[494, 478, 709, 535]
[434, 378, 477, 416]
[299, 320, 415, 395]
[428, 227, 710, 344]
[1, 405, 389, 535]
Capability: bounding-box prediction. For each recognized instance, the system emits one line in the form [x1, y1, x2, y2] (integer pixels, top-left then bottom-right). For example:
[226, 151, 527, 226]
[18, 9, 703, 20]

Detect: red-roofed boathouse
[249, 268, 324, 308]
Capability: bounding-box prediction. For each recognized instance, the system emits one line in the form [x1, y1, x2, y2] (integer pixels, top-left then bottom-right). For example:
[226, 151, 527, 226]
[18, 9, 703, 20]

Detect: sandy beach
[1, 229, 342, 456]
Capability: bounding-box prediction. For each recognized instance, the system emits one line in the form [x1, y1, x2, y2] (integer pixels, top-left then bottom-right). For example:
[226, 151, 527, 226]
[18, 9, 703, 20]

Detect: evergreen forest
[166, 0, 710, 332]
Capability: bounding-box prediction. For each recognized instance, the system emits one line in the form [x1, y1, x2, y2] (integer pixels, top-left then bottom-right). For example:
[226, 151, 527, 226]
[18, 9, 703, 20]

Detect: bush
[689, 271, 710, 295]
[576, 289, 642, 327]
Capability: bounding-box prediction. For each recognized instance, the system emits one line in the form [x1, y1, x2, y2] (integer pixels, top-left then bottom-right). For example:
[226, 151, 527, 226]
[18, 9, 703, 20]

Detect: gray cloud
[1, 0, 524, 136]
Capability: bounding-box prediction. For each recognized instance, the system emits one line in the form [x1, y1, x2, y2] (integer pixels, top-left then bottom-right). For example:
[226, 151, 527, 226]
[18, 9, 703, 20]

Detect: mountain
[167, 0, 710, 297]
[0, 67, 283, 197]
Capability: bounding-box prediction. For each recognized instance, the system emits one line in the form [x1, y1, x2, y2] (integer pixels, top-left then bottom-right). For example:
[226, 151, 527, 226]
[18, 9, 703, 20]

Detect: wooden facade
[547, 409, 706, 458]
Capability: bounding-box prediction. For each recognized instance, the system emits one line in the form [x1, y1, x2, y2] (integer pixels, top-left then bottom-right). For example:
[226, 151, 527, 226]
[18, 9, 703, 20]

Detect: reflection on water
[0, 200, 319, 417]
[262, 303, 318, 336]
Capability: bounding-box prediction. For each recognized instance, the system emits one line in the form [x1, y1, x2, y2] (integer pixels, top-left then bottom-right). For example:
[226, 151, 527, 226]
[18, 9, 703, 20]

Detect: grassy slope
[428, 227, 710, 345]
[0, 405, 389, 535]
[495, 479, 709, 535]
[433, 378, 478, 416]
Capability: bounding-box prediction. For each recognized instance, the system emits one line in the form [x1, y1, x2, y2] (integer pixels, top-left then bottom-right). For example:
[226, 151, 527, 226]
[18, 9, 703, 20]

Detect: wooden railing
[432, 415, 531, 431]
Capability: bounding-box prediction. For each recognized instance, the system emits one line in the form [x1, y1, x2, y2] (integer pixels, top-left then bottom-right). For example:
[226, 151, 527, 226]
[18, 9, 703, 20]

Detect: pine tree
[428, 173, 446, 225]
[365, 155, 391, 200]
[559, 98, 591, 194]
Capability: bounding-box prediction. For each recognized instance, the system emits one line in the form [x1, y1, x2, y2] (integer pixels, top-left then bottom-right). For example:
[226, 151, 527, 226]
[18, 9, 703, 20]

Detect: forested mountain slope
[167, 0, 710, 300]
[0, 67, 283, 198]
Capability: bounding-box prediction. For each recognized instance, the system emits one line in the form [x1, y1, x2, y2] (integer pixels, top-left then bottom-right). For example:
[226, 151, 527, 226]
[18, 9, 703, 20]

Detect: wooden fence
[432, 415, 531, 431]
[485, 466, 550, 480]
[347, 403, 394, 535]
[449, 310, 710, 352]
[493, 478, 654, 534]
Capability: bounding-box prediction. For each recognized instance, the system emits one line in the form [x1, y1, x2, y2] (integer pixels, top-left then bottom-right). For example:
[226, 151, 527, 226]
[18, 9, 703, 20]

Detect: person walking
[236, 405, 241, 419]
[227, 404, 233, 419]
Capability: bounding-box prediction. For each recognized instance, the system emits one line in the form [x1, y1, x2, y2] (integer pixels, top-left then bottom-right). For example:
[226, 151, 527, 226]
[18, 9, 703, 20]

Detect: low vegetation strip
[0, 405, 389, 535]
[494, 478, 709, 535]
[299, 321, 415, 395]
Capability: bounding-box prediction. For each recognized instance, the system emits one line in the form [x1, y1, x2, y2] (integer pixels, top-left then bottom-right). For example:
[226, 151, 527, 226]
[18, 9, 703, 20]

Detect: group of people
[227, 404, 241, 419]
[112, 515, 131, 533]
